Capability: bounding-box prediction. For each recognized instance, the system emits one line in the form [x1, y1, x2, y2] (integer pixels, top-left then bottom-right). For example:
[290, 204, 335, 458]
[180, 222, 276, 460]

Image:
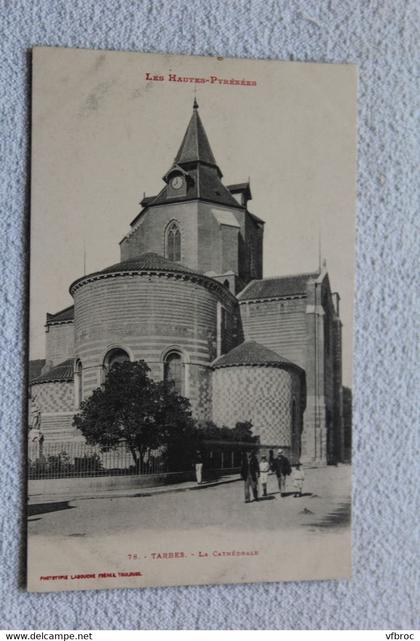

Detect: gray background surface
[0, 0, 418, 630]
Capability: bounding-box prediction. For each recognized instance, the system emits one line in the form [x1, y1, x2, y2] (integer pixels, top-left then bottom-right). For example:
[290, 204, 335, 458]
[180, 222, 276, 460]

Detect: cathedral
[29, 99, 344, 465]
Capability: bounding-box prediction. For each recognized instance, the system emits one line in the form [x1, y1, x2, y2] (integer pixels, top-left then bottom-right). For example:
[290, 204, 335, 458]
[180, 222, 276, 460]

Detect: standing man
[241, 451, 260, 503]
[195, 450, 203, 484]
[272, 449, 291, 498]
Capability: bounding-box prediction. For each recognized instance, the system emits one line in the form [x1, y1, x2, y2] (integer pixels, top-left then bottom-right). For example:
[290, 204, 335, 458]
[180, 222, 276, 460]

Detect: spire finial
[193, 97, 199, 110]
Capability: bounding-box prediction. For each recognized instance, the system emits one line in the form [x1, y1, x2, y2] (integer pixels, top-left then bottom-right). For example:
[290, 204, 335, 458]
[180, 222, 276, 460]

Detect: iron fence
[28, 440, 242, 480]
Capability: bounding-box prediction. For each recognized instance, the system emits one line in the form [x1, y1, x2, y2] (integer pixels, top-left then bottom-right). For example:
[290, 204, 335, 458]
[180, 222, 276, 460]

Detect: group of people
[193, 447, 304, 503]
[240, 449, 304, 503]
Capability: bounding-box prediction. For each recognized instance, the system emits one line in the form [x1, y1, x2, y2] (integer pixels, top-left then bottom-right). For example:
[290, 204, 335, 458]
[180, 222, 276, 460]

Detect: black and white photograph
[27, 47, 357, 592]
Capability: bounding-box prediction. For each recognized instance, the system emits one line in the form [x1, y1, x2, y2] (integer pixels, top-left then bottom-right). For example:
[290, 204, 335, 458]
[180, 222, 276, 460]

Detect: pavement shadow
[288, 492, 313, 498]
[28, 501, 75, 517]
[304, 502, 351, 529]
[282, 491, 313, 498]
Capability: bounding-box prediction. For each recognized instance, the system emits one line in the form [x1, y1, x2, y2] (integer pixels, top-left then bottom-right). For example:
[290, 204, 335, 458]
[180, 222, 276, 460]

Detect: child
[259, 455, 270, 497]
[292, 462, 304, 497]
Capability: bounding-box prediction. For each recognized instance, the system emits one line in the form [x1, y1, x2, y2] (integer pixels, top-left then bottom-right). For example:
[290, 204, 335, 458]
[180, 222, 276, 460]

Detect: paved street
[29, 465, 351, 537]
[27, 465, 351, 591]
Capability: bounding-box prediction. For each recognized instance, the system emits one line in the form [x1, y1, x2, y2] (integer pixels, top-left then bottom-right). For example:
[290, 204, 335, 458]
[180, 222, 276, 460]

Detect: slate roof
[70, 253, 203, 293]
[29, 359, 46, 382]
[46, 305, 74, 324]
[248, 211, 265, 225]
[131, 102, 243, 222]
[174, 99, 218, 169]
[31, 359, 74, 384]
[227, 182, 251, 194]
[140, 195, 156, 207]
[144, 164, 242, 210]
[98, 252, 196, 276]
[237, 272, 319, 301]
[213, 341, 302, 372]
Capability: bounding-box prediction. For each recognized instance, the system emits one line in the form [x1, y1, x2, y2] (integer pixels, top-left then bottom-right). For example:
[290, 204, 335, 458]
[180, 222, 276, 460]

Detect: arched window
[166, 222, 181, 262]
[164, 351, 183, 395]
[75, 359, 83, 408]
[103, 348, 130, 374]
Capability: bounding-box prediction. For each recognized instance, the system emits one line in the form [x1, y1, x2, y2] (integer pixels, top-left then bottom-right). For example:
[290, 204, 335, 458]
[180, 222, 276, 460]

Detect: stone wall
[212, 365, 303, 461]
[44, 322, 74, 369]
[30, 381, 79, 442]
[73, 271, 241, 419]
[31, 380, 74, 413]
[120, 200, 262, 288]
[120, 201, 200, 267]
[240, 276, 344, 464]
[239, 296, 307, 367]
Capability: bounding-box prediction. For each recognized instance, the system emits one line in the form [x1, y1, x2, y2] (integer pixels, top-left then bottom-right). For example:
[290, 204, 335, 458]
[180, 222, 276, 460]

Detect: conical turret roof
[212, 341, 304, 374]
[130, 101, 244, 218]
[174, 99, 219, 172]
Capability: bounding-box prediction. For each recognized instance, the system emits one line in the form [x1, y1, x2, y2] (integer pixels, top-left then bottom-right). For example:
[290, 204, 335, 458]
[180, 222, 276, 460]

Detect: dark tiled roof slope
[227, 182, 250, 193]
[213, 341, 301, 371]
[131, 103, 244, 221]
[174, 102, 218, 168]
[144, 165, 242, 210]
[31, 359, 74, 384]
[98, 253, 196, 276]
[29, 359, 46, 382]
[70, 253, 240, 297]
[237, 272, 319, 301]
[140, 195, 156, 207]
[248, 211, 265, 225]
[46, 305, 74, 323]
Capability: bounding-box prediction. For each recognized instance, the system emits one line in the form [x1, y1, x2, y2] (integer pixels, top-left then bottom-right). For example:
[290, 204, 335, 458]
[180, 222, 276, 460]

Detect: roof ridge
[254, 270, 320, 282]
[70, 252, 238, 301]
[104, 252, 195, 271]
[31, 358, 74, 384]
[47, 303, 74, 315]
[212, 340, 303, 372]
[174, 105, 218, 170]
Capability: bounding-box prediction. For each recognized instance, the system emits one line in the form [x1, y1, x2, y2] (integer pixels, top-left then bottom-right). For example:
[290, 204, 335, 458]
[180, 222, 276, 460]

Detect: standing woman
[259, 455, 270, 497]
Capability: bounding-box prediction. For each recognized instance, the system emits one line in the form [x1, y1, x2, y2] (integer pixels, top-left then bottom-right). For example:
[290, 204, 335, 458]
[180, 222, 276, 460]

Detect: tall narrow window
[75, 360, 83, 408]
[166, 222, 181, 262]
[164, 351, 183, 394]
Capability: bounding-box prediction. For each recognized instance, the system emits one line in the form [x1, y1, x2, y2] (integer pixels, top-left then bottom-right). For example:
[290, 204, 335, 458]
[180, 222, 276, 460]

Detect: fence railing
[28, 440, 242, 480]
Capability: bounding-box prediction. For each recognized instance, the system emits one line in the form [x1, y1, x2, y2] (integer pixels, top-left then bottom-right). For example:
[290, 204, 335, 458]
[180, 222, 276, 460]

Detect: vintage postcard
[28, 47, 356, 592]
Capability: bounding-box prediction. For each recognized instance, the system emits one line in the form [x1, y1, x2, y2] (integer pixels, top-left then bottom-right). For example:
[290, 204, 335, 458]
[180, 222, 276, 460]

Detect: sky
[30, 48, 357, 386]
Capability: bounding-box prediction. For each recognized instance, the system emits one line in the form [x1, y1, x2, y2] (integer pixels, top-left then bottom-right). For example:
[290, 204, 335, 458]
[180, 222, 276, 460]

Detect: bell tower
[120, 100, 264, 291]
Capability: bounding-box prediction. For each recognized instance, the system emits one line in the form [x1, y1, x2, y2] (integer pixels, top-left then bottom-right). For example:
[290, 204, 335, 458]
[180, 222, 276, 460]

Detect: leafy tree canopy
[196, 420, 257, 448]
[73, 360, 194, 468]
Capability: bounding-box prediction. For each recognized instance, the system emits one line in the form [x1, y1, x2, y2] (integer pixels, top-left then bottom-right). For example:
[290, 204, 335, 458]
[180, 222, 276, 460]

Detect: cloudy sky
[30, 47, 357, 385]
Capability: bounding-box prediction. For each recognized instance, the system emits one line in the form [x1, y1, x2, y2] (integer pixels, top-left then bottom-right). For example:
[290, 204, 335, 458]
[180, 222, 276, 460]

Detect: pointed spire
[174, 101, 220, 175]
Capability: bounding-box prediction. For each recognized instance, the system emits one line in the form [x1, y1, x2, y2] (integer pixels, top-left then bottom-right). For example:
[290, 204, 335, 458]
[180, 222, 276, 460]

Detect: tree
[194, 420, 258, 474]
[73, 360, 195, 470]
[197, 420, 257, 448]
